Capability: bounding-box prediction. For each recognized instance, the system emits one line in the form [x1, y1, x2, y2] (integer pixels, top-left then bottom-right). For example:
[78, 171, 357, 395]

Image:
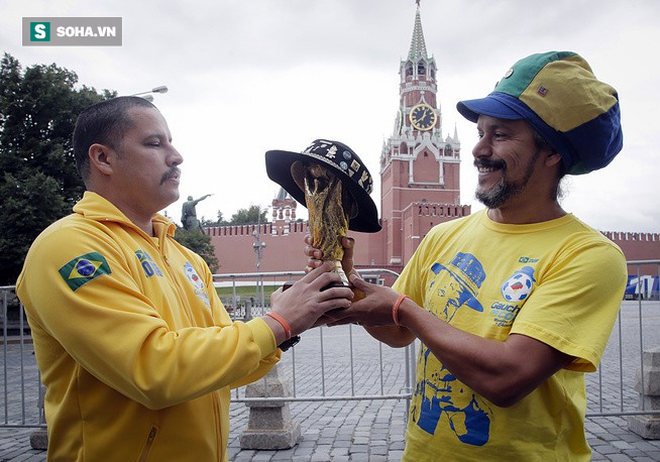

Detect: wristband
[392, 294, 409, 326]
[265, 312, 292, 340]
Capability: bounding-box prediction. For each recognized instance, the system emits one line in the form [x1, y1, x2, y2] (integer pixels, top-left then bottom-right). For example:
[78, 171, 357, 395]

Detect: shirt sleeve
[510, 235, 627, 372]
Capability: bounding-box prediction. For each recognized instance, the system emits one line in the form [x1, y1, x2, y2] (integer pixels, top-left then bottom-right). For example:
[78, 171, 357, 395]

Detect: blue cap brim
[457, 96, 524, 123]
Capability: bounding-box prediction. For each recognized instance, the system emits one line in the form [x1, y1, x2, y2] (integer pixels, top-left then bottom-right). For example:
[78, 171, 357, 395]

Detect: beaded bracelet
[265, 312, 292, 340]
[392, 294, 409, 326]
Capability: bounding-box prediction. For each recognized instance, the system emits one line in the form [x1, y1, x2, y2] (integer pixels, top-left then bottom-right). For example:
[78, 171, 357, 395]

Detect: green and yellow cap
[457, 51, 623, 175]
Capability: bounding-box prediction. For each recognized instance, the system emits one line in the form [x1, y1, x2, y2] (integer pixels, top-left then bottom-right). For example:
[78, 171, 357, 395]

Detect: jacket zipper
[138, 426, 158, 462]
[159, 240, 198, 325]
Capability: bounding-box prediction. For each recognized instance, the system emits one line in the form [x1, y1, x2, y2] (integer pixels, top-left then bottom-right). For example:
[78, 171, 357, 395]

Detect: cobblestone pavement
[2, 301, 660, 461]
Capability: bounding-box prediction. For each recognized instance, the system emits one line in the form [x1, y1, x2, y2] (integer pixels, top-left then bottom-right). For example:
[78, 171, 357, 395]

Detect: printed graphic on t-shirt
[135, 250, 164, 278]
[501, 266, 536, 302]
[490, 266, 537, 328]
[412, 254, 540, 445]
[411, 345, 493, 446]
[428, 252, 485, 321]
[412, 252, 492, 445]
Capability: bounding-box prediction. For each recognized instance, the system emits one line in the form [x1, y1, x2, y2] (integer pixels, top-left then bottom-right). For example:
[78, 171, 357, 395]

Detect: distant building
[205, 3, 659, 292]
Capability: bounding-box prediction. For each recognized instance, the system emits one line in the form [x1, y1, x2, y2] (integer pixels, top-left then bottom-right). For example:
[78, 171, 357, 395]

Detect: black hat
[265, 139, 381, 233]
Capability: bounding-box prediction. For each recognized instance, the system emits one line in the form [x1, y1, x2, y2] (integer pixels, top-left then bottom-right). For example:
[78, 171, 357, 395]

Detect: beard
[474, 152, 538, 209]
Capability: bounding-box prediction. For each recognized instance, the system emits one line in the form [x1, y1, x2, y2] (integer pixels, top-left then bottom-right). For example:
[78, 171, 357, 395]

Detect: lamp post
[251, 207, 267, 318]
[129, 85, 169, 102]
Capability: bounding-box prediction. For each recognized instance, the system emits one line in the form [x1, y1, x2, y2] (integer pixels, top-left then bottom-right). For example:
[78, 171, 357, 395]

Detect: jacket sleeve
[18, 222, 280, 410]
[195, 250, 281, 390]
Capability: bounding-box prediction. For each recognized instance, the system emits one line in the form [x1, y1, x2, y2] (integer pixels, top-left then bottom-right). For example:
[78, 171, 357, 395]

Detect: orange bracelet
[265, 312, 292, 340]
[392, 294, 409, 325]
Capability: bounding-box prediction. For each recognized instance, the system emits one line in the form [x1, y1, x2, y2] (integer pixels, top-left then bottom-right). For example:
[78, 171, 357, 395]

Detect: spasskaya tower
[379, 0, 470, 266]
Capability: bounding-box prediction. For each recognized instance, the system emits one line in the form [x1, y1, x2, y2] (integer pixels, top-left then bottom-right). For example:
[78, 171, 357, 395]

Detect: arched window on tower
[405, 62, 413, 78]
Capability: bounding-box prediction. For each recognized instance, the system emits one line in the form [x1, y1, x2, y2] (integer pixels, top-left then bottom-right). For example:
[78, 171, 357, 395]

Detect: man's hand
[305, 234, 361, 288]
[304, 235, 356, 276]
[268, 261, 353, 340]
[321, 275, 399, 327]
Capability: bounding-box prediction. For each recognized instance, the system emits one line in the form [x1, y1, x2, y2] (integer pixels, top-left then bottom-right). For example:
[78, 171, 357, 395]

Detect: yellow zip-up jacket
[16, 192, 280, 461]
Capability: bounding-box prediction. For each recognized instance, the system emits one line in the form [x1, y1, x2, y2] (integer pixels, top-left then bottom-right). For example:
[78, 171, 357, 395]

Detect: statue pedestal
[628, 348, 660, 439]
[31, 385, 48, 450]
[239, 365, 301, 450]
[30, 429, 48, 450]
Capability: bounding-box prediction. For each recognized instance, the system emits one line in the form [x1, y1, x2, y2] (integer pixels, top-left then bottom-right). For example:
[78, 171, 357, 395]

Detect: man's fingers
[349, 273, 371, 293]
[301, 263, 353, 291]
[299, 261, 334, 281]
[304, 245, 322, 259]
[319, 285, 354, 301]
[341, 236, 355, 258]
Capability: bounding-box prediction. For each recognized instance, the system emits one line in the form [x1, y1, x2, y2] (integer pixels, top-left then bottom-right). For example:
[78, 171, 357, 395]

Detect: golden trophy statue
[291, 161, 354, 285]
[265, 139, 381, 287]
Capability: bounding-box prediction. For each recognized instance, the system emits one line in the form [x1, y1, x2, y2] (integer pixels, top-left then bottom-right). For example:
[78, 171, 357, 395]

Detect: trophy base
[320, 261, 349, 291]
[331, 261, 349, 287]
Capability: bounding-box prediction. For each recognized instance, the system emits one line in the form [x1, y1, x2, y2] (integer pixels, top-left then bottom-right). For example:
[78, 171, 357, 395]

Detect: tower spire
[408, 0, 428, 61]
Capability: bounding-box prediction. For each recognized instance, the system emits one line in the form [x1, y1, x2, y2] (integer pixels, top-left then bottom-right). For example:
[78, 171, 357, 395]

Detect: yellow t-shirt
[394, 210, 627, 461]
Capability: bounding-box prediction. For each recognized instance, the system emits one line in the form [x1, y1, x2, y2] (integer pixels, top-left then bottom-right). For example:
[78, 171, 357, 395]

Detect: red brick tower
[379, 1, 470, 266]
[271, 187, 297, 227]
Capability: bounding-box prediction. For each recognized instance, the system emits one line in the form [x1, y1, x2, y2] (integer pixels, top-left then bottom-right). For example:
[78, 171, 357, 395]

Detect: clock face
[410, 103, 437, 131]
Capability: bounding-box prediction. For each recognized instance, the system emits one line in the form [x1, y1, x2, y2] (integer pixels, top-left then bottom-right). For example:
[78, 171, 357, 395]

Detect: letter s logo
[30, 22, 50, 41]
[34, 24, 46, 39]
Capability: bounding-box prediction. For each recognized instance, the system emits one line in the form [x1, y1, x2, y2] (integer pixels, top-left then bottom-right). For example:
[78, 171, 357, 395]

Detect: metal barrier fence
[1, 260, 659, 429]
[213, 269, 414, 409]
[586, 259, 660, 417]
[0, 286, 44, 428]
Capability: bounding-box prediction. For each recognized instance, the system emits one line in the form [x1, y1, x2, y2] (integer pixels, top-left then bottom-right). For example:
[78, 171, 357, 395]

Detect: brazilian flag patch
[58, 252, 111, 291]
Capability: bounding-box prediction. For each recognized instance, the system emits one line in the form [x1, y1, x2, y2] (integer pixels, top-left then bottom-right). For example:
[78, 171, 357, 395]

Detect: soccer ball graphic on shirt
[500, 266, 536, 302]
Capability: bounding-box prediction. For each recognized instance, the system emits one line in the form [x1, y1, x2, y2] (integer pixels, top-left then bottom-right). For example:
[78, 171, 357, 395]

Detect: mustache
[474, 157, 506, 170]
[160, 167, 181, 184]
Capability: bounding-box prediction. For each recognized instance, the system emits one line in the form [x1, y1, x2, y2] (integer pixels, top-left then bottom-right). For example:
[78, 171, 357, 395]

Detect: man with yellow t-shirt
[307, 51, 627, 460]
[16, 96, 354, 461]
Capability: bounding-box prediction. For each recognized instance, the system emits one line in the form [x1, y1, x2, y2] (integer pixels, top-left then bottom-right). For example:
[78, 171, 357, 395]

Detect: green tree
[216, 210, 228, 226]
[229, 205, 269, 225]
[0, 53, 115, 284]
[173, 227, 219, 273]
[200, 210, 227, 227]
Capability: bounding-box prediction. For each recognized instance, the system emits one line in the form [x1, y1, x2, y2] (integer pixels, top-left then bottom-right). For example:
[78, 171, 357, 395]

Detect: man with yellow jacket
[16, 96, 354, 461]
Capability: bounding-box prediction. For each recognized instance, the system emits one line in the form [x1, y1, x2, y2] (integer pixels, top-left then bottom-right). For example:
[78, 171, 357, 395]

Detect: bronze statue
[181, 194, 213, 231]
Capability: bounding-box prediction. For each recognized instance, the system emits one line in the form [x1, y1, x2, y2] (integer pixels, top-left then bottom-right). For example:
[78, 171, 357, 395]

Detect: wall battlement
[603, 231, 660, 243]
[206, 222, 308, 237]
[413, 203, 471, 218]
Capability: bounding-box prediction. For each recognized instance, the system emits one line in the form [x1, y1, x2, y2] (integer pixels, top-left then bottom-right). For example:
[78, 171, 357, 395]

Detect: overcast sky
[3, 0, 659, 233]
